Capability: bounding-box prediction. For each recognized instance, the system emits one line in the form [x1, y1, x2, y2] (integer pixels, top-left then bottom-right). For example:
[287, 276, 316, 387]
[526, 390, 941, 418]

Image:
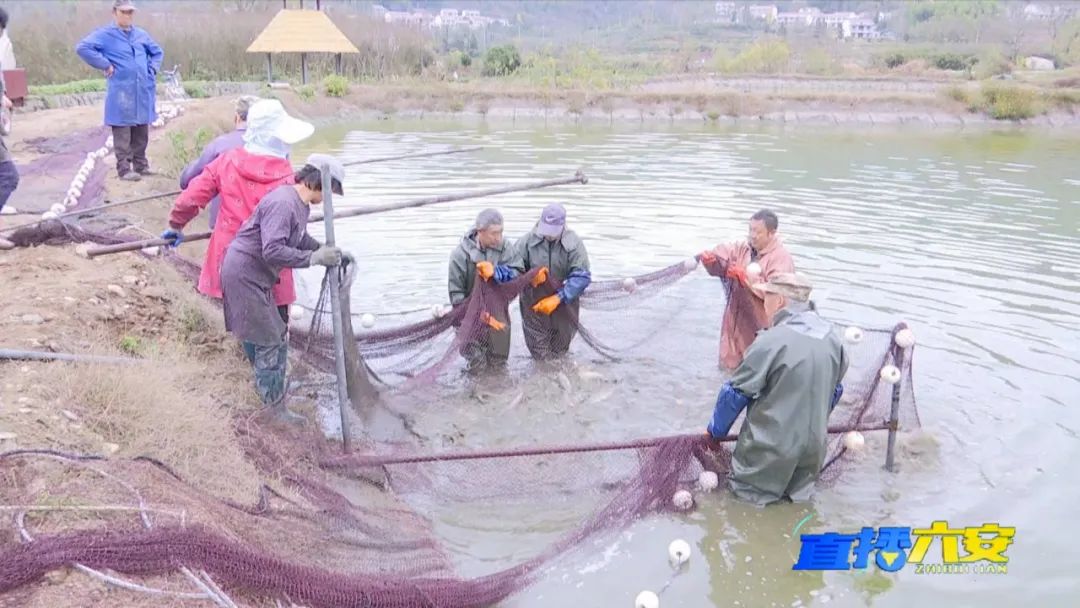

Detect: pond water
[292, 119, 1080, 607]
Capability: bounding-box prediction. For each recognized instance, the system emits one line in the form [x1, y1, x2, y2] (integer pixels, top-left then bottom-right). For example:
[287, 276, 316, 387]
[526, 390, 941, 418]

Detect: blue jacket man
[76, 0, 163, 181]
[707, 273, 847, 506]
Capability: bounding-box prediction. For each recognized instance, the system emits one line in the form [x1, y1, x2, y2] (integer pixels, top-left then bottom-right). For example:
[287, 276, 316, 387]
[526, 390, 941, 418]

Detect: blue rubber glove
[707, 382, 752, 439]
[493, 264, 517, 284]
[830, 383, 844, 412]
[556, 269, 592, 302]
[161, 228, 184, 248]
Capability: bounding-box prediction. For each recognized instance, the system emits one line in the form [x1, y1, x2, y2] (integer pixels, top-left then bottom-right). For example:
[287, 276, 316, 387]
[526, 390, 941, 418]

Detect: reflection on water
[293, 121, 1080, 607]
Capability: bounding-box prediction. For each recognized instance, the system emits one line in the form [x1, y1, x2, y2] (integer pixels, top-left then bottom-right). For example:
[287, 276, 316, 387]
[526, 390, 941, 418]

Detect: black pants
[111, 124, 150, 176]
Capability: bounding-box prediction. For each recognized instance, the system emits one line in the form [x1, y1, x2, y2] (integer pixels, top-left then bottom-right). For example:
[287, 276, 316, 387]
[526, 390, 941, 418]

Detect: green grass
[28, 79, 107, 96]
[323, 75, 350, 98]
[981, 83, 1041, 120]
[295, 84, 316, 101]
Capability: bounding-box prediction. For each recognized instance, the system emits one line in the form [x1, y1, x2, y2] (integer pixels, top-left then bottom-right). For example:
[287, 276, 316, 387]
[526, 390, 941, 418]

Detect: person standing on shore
[0, 7, 20, 223]
[700, 209, 795, 370]
[161, 99, 314, 323]
[179, 95, 261, 230]
[219, 156, 352, 424]
[75, 0, 163, 182]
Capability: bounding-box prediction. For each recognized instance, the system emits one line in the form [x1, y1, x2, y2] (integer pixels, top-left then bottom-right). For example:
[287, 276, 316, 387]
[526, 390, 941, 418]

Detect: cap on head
[305, 153, 346, 195]
[535, 203, 567, 238]
[113, 0, 136, 10]
[244, 99, 314, 145]
[475, 208, 503, 230]
[233, 95, 261, 121]
[757, 272, 812, 302]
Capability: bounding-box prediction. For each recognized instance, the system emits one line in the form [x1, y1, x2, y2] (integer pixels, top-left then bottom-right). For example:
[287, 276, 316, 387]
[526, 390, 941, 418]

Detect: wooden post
[301, 53, 308, 84]
[320, 162, 353, 453]
[266, 54, 273, 82]
[336, 53, 343, 75]
[884, 323, 907, 472]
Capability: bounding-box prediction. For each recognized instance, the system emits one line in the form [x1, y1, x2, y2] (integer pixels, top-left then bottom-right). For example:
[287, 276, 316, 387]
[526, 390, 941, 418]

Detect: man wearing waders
[516, 203, 592, 360]
[706, 273, 847, 506]
[219, 155, 351, 424]
[447, 208, 524, 372]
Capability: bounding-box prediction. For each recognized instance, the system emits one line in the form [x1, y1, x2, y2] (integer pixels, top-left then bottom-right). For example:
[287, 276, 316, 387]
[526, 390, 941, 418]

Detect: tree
[482, 44, 522, 76]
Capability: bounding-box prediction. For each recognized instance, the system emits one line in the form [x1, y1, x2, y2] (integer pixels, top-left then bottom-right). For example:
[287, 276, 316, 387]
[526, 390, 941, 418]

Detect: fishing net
[0, 133, 922, 608]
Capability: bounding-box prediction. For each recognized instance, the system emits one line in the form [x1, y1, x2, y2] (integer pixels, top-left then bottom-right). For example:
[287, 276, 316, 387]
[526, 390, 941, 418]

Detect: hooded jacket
[168, 148, 296, 305]
[448, 230, 524, 361]
[515, 228, 591, 359]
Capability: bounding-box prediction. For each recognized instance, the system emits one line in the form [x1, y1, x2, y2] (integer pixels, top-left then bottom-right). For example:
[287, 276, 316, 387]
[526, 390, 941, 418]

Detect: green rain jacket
[447, 230, 524, 359]
[515, 228, 591, 359]
[728, 300, 848, 506]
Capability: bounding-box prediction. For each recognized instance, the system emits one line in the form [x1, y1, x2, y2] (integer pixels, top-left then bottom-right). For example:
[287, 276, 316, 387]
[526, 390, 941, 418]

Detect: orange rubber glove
[699, 250, 718, 266]
[481, 312, 506, 331]
[532, 294, 561, 316]
[531, 266, 549, 288]
[476, 261, 494, 281]
[725, 265, 749, 287]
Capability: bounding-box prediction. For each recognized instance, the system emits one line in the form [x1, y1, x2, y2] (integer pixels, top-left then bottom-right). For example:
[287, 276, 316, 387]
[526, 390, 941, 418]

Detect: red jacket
[169, 148, 296, 305]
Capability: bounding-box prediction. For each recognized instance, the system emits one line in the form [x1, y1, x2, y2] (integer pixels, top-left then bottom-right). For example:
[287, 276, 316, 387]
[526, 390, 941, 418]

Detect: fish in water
[500, 390, 525, 414]
[556, 371, 572, 393]
[576, 365, 604, 382]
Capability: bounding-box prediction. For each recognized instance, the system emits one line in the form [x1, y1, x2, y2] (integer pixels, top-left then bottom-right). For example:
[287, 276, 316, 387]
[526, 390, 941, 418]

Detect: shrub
[183, 81, 209, 99]
[482, 45, 522, 76]
[883, 52, 907, 69]
[981, 83, 1040, 120]
[971, 51, 1012, 80]
[933, 53, 973, 72]
[323, 75, 349, 97]
[722, 39, 791, 74]
[295, 84, 316, 101]
[28, 79, 106, 96]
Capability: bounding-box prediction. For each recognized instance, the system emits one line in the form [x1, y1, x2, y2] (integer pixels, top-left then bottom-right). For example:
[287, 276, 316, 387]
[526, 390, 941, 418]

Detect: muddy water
[292, 121, 1080, 607]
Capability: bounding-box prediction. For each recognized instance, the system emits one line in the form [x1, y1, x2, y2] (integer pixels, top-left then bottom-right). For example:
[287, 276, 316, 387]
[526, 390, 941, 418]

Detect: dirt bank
[0, 97, 447, 606]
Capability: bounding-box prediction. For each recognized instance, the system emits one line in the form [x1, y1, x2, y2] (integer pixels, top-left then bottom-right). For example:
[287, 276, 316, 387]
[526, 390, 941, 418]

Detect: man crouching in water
[220, 154, 353, 424]
[706, 273, 847, 506]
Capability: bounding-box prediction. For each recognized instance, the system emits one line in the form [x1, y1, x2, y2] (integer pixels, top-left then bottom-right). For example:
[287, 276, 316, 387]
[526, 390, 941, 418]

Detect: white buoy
[49, 203, 66, 215]
[41, 211, 58, 220]
[0, 205, 16, 215]
[635, 590, 660, 608]
[672, 490, 694, 511]
[746, 262, 762, 277]
[62, 197, 76, 209]
[843, 431, 865, 451]
[844, 326, 864, 343]
[86, 152, 96, 162]
[142, 246, 159, 256]
[431, 304, 446, 319]
[73, 175, 86, 187]
[70, 187, 82, 199]
[698, 470, 719, 492]
[289, 305, 304, 321]
[76, 166, 90, 178]
[668, 539, 692, 565]
[894, 328, 916, 349]
[360, 313, 375, 329]
[622, 277, 637, 293]
[683, 257, 698, 271]
[879, 364, 901, 385]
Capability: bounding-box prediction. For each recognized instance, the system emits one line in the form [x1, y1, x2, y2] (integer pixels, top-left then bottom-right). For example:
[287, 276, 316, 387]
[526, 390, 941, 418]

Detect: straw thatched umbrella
[246, 9, 359, 84]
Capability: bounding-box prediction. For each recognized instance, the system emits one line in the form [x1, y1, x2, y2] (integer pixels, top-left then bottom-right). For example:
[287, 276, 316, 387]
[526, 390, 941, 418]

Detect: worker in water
[705, 273, 846, 506]
[700, 209, 795, 370]
[516, 203, 592, 359]
[219, 154, 351, 424]
[161, 99, 313, 324]
[75, 0, 163, 181]
[448, 208, 524, 372]
[179, 95, 261, 230]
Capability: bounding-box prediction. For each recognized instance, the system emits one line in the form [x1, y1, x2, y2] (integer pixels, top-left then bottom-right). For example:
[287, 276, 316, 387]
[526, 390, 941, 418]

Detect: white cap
[244, 99, 314, 145]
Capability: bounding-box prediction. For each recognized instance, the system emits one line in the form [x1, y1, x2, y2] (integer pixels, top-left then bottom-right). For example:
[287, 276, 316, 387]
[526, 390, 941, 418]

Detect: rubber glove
[493, 264, 517, 284]
[480, 311, 507, 331]
[476, 261, 495, 281]
[531, 266, 549, 288]
[707, 382, 752, 439]
[532, 294, 561, 316]
[699, 249, 717, 265]
[161, 228, 184, 248]
[830, 383, 844, 412]
[725, 264, 750, 287]
[310, 245, 343, 267]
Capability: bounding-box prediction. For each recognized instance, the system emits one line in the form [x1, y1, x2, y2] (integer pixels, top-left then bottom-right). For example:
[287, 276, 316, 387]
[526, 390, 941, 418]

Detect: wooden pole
[0, 190, 181, 235]
[83, 171, 587, 257]
[266, 54, 273, 82]
[884, 323, 907, 472]
[336, 53, 342, 75]
[301, 53, 308, 84]
[320, 162, 353, 453]
[0, 349, 137, 365]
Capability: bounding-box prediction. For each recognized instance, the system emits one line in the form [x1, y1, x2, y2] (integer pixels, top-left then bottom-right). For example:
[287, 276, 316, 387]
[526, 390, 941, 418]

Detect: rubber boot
[265, 382, 305, 426]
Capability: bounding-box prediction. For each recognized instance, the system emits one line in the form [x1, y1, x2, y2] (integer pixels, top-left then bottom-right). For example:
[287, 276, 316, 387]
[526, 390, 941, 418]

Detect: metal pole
[884, 323, 907, 472]
[320, 163, 353, 452]
[267, 54, 273, 82]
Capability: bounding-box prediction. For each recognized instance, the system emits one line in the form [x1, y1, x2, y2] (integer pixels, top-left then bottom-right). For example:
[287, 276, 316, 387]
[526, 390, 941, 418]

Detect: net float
[635, 590, 659, 608]
[895, 328, 915, 348]
[41, 211, 59, 220]
[672, 490, 693, 511]
[843, 431, 865, 451]
[622, 277, 637, 293]
[289, 306, 304, 321]
[668, 539, 691, 565]
[361, 313, 375, 329]
[49, 204, 66, 215]
[880, 364, 901, 384]
[844, 326, 864, 343]
[698, 470, 719, 492]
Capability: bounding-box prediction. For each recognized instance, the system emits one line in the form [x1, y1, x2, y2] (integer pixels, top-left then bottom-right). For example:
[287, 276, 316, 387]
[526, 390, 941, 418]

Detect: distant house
[842, 17, 881, 40]
[747, 4, 779, 23]
[384, 10, 432, 28]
